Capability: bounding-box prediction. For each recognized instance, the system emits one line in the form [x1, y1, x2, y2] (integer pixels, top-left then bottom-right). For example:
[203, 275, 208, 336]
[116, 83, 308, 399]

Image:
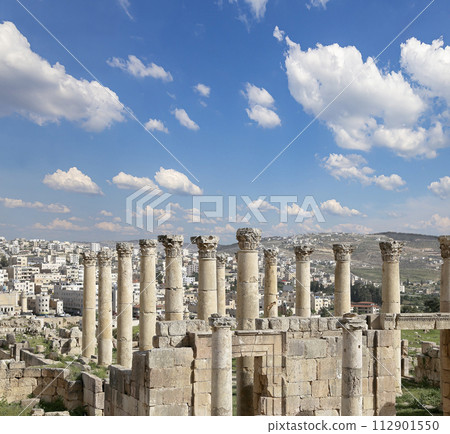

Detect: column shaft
[98, 251, 112, 366]
[294, 246, 314, 317]
[116, 243, 133, 368]
[82, 251, 97, 358]
[333, 244, 354, 316]
[216, 254, 227, 316]
[264, 248, 278, 317]
[139, 240, 157, 351]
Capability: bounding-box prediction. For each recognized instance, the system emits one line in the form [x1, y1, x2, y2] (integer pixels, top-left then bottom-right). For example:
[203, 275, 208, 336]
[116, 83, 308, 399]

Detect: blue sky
[0, 0, 449, 243]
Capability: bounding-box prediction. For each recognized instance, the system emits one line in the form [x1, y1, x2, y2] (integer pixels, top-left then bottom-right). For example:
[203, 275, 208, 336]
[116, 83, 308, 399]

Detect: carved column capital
[216, 253, 227, 268]
[263, 248, 278, 265]
[82, 251, 97, 267]
[209, 314, 236, 329]
[337, 313, 367, 331]
[236, 227, 261, 250]
[116, 242, 133, 258]
[379, 241, 403, 263]
[139, 239, 157, 257]
[97, 250, 112, 267]
[294, 245, 314, 261]
[158, 235, 184, 258]
[439, 235, 450, 259]
[333, 243, 354, 262]
[191, 235, 219, 259]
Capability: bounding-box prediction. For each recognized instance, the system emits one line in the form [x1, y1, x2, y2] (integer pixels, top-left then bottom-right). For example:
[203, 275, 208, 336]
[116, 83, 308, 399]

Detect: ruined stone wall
[415, 341, 440, 386]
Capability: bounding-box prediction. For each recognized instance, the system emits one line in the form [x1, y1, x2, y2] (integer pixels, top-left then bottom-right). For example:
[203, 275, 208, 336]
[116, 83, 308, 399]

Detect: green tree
[0, 255, 7, 268]
[424, 296, 440, 313]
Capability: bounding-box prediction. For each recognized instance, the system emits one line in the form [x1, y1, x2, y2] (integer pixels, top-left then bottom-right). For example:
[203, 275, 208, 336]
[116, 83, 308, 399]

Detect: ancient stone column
[116, 242, 133, 368]
[209, 314, 236, 416]
[401, 339, 409, 377]
[82, 251, 97, 358]
[20, 291, 27, 314]
[191, 236, 219, 321]
[439, 236, 450, 416]
[216, 253, 227, 316]
[338, 313, 367, 416]
[294, 245, 314, 317]
[236, 227, 261, 416]
[333, 243, 354, 316]
[139, 239, 157, 351]
[263, 248, 278, 317]
[97, 250, 112, 366]
[380, 240, 404, 393]
[158, 235, 184, 321]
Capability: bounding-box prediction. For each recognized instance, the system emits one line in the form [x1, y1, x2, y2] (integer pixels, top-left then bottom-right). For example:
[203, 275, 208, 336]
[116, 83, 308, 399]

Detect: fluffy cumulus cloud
[43, 167, 103, 195]
[107, 55, 173, 82]
[273, 26, 285, 42]
[154, 167, 203, 195]
[322, 153, 406, 191]
[428, 176, 450, 199]
[172, 108, 199, 130]
[100, 210, 113, 217]
[194, 83, 211, 98]
[307, 0, 331, 9]
[320, 199, 362, 217]
[145, 118, 168, 133]
[0, 22, 125, 131]
[95, 221, 138, 234]
[0, 197, 70, 213]
[34, 218, 87, 231]
[242, 83, 281, 128]
[111, 172, 158, 190]
[284, 36, 448, 158]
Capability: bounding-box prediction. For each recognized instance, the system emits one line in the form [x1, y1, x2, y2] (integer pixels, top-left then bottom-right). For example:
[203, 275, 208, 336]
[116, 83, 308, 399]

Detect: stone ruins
[1, 229, 449, 417]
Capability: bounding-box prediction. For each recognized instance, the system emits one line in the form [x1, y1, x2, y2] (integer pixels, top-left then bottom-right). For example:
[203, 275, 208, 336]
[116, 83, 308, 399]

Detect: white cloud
[107, 55, 173, 81]
[428, 176, 450, 199]
[242, 83, 281, 128]
[284, 36, 447, 158]
[118, 0, 133, 19]
[100, 210, 113, 217]
[247, 198, 278, 212]
[327, 223, 372, 234]
[0, 197, 70, 213]
[95, 221, 138, 234]
[322, 153, 406, 191]
[0, 22, 125, 131]
[172, 108, 199, 130]
[111, 172, 158, 190]
[194, 83, 211, 98]
[273, 26, 285, 42]
[34, 218, 88, 231]
[154, 167, 203, 195]
[43, 167, 103, 195]
[307, 0, 330, 9]
[411, 213, 450, 232]
[320, 199, 362, 217]
[145, 118, 168, 133]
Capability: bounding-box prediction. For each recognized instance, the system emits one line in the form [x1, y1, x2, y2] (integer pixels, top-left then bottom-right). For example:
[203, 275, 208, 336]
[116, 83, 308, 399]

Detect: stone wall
[415, 341, 440, 386]
[82, 372, 105, 416]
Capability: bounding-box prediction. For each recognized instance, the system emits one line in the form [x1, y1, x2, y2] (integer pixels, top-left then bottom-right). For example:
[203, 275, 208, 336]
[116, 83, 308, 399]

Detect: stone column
[191, 236, 219, 321]
[236, 227, 261, 416]
[401, 339, 409, 377]
[81, 251, 97, 358]
[158, 235, 184, 321]
[380, 240, 403, 393]
[116, 242, 133, 368]
[439, 236, 450, 416]
[333, 243, 354, 316]
[263, 248, 278, 317]
[216, 253, 227, 316]
[338, 313, 367, 416]
[20, 291, 27, 314]
[294, 245, 314, 317]
[139, 239, 157, 351]
[209, 314, 236, 416]
[97, 250, 112, 366]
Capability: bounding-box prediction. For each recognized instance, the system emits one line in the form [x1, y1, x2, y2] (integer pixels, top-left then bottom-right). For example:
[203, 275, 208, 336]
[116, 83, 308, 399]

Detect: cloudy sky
[0, 0, 449, 243]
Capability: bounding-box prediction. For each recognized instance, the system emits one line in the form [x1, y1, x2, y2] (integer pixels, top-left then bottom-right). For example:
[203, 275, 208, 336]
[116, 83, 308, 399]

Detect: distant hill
[373, 232, 438, 242]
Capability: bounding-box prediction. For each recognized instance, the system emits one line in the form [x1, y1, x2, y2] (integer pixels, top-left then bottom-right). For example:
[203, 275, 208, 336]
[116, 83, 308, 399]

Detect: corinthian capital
[191, 235, 219, 259]
[139, 239, 157, 257]
[116, 242, 133, 258]
[379, 241, 403, 263]
[294, 245, 314, 261]
[158, 235, 184, 258]
[263, 248, 278, 265]
[97, 250, 112, 267]
[236, 227, 261, 250]
[439, 235, 450, 259]
[216, 253, 227, 268]
[82, 250, 97, 267]
[332, 243, 354, 262]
